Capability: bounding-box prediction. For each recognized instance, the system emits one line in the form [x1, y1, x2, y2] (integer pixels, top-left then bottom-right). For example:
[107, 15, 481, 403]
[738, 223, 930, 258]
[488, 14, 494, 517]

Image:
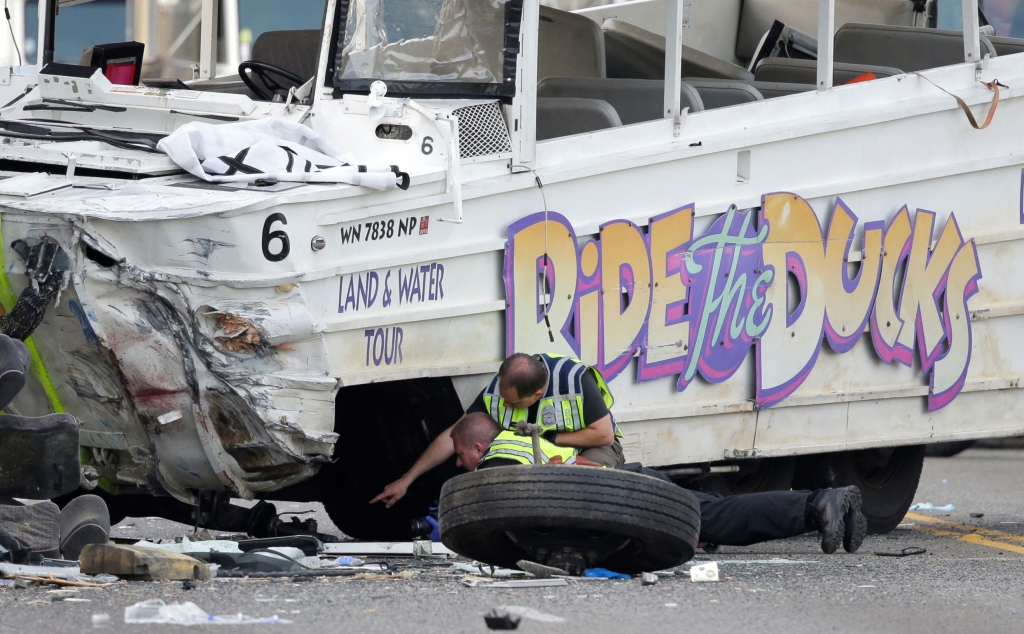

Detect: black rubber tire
[690, 457, 796, 496]
[924, 441, 975, 458]
[793, 445, 925, 535]
[439, 465, 700, 574]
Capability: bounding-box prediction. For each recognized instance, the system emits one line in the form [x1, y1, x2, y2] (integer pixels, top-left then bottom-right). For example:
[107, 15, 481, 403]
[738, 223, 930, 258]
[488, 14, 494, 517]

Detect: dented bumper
[0, 191, 339, 504]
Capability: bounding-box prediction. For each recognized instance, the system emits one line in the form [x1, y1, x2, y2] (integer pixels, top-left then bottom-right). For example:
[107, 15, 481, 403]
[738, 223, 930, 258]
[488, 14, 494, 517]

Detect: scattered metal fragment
[321, 542, 453, 558]
[970, 513, 984, 518]
[516, 560, 567, 579]
[463, 577, 568, 588]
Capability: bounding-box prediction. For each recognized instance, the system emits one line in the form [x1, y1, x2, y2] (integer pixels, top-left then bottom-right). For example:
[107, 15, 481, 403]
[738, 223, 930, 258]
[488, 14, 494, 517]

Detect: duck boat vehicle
[0, 0, 1021, 539]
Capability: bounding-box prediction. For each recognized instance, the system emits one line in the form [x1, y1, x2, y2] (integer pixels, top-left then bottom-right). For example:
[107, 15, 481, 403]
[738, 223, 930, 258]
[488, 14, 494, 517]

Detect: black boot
[808, 487, 863, 554]
[842, 486, 867, 554]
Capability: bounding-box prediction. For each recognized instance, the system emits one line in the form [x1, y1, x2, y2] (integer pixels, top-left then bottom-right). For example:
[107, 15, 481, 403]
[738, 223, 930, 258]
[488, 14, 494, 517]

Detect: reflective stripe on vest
[482, 353, 621, 437]
[481, 430, 578, 466]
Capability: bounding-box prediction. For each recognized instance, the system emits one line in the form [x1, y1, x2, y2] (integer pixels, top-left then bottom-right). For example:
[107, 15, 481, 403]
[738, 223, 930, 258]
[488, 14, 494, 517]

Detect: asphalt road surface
[2, 448, 1023, 633]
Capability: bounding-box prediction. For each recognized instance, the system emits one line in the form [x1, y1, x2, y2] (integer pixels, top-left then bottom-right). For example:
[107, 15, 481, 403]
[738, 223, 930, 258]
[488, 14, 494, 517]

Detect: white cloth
[156, 119, 403, 190]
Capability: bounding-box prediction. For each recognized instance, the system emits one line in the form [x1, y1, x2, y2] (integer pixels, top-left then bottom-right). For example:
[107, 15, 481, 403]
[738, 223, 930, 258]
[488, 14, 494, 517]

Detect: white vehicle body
[0, 0, 1019, 529]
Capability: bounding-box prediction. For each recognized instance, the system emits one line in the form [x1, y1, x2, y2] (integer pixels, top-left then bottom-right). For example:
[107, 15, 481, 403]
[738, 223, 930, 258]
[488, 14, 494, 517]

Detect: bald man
[450, 413, 867, 555]
[372, 352, 620, 508]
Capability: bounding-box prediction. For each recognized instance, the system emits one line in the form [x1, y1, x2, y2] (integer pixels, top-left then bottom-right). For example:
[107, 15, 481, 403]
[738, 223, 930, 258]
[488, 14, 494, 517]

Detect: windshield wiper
[23, 99, 127, 113]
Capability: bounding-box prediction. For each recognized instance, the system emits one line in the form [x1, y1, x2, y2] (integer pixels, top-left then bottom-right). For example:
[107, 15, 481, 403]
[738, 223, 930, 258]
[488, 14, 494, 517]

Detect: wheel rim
[506, 525, 633, 575]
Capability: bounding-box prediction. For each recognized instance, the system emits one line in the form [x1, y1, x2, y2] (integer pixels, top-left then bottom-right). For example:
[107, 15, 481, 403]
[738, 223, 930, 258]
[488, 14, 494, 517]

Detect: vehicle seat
[735, 0, 922, 63]
[603, 19, 753, 82]
[538, 6, 605, 80]
[536, 97, 621, 140]
[754, 58, 904, 84]
[538, 77, 704, 125]
[681, 79, 763, 109]
[834, 23, 996, 72]
[745, 80, 814, 99]
[249, 29, 322, 83]
[986, 35, 1024, 57]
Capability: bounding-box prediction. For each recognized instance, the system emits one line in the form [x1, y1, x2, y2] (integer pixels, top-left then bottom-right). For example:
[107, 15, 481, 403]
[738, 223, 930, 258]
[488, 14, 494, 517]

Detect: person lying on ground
[373, 352, 621, 508]
[450, 412, 868, 555]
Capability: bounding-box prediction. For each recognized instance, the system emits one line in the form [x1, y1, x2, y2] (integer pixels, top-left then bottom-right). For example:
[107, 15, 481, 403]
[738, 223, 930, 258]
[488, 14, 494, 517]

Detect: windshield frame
[329, 0, 523, 100]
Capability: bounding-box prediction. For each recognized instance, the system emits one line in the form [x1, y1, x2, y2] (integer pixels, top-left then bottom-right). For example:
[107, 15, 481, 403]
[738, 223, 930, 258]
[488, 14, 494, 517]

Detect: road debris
[123, 599, 291, 625]
[484, 608, 520, 630]
[454, 562, 528, 578]
[80, 544, 210, 581]
[970, 513, 985, 518]
[583, 568, 630, 579]
[874, 547, 927, 557]
[321, 542, 453, 558]
[498, 606, 566, 623]
[463, 577, 568, 588]
[517, 560, 568, 579]
[641, 572, 658, 586]
[92, 613, 111, 628]
[909, 503, 956, 512]
[689, 562, 720, 582]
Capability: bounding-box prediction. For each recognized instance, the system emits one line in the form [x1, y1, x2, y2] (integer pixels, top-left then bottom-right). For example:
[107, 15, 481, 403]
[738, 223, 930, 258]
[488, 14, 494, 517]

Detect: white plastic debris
[123, 599, 291, 625]
[909, 503, 956, 512]
[641, 572, 658, 586]
[463, 577, 568, 588]
[496, 606, 566, 623]
[689, 562, 720, 582]
[133, 536, 242, 553]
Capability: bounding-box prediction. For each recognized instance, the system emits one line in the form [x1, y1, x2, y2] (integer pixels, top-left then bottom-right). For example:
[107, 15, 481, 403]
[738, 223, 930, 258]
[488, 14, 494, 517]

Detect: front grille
[453, 101, 512, 159]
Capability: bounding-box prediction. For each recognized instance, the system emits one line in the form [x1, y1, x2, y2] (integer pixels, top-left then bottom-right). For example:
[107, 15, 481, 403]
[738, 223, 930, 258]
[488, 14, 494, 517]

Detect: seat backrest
[536, 97, 622, 140]
[747, 80, 814, 99]
[754, 57, 903, 84]
[834, 23, 996, 72]
[603, 19, 753, 82]
[538, 77, 704, 126]
[250, 29, 322, 82]
[736, 0, 921, 62]
[987, 35, 1024, 57]
[538, 6, 605, 80]
[681, 79, 763, 110]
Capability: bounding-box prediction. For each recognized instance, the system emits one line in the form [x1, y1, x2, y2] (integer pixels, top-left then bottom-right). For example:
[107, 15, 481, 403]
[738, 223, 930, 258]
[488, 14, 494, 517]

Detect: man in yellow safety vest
[449, 412, 867, 555]
[372, 352, 621, 508]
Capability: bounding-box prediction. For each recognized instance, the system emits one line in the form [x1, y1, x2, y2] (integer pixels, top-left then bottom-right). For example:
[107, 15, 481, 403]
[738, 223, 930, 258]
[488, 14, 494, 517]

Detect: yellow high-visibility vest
[481, 353, 620, 437]
[481, 430, 578, 466]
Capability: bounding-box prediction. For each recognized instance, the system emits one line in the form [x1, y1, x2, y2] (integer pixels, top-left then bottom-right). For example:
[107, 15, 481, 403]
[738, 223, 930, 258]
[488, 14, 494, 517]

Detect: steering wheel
[238, 61, 307, 101]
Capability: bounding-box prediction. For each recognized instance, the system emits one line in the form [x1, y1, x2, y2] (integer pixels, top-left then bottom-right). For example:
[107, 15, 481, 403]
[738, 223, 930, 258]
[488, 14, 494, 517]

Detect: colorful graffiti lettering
[504, 193, 981, 411]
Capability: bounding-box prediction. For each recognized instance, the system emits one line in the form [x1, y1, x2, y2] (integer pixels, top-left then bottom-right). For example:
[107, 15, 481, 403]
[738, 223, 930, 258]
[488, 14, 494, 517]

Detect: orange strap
[914, 72, 1007, 130]
[844, 72, 877, 85]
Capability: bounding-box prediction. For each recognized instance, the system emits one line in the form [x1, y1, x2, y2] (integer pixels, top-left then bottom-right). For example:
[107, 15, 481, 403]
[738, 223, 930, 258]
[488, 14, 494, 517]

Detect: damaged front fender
[0, 219, 339, 505]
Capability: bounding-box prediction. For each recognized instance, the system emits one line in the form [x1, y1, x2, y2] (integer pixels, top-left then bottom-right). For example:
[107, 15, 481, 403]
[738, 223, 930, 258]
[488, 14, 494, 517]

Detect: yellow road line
[906, 515, 1024, 554]
[905, 512, 1024, 546]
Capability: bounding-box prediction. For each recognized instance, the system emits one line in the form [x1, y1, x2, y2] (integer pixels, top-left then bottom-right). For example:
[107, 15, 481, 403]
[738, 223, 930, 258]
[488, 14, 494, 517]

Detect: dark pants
[618, 464, 813, 547]
[693, 490, 813, 546]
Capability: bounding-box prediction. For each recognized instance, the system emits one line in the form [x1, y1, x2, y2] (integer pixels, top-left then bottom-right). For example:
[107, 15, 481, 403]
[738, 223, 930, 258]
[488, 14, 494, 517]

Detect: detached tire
[439, 465, 699, 574]
[794, 445, 925, 534]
